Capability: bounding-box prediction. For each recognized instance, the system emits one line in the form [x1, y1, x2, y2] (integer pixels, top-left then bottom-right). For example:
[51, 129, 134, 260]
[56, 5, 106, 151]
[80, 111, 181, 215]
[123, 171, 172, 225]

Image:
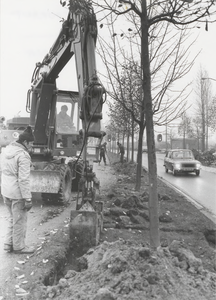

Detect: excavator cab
[52, 90, 82, 157]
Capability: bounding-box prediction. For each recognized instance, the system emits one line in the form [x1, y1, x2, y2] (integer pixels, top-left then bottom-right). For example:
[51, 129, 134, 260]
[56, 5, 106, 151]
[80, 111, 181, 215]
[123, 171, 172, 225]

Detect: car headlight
[196, 163, 201, 168]
[174, 163, 181, 169]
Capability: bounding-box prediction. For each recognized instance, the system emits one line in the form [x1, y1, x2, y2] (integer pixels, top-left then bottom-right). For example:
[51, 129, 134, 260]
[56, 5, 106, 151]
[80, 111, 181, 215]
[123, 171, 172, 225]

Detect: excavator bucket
[30, 170, 61, 193]
[69, 201, 103, 252]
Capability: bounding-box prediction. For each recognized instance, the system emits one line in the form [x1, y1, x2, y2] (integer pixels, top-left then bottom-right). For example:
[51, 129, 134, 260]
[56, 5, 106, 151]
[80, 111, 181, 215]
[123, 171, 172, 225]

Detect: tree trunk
[183, 128, 186, 149]
[141, 0, 160, 249]
[131, 119, 134, 163]
[135, 121, 145, 191]
[127, 132, 130, 162]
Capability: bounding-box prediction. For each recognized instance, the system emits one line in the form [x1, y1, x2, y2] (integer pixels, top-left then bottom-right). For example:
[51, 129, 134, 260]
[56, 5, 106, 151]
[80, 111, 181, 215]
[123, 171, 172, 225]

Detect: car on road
[164, 149, 201, 176]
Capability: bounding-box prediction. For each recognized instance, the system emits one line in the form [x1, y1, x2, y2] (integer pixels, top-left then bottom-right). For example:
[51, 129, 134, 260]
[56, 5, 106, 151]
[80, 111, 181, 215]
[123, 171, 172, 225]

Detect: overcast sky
[0, 0, 216, 122]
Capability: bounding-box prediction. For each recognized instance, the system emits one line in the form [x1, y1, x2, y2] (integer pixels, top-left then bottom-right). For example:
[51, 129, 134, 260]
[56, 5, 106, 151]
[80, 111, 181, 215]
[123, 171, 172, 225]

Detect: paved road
[142, 152, 216, 223]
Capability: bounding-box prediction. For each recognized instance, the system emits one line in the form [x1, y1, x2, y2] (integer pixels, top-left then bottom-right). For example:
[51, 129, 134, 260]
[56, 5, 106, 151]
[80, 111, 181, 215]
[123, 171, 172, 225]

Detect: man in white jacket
[1, 126, 35, 254]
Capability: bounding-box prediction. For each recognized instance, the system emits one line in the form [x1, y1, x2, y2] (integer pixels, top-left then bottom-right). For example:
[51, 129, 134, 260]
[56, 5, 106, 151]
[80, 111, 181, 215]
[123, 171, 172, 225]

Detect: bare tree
[178, 112, 195, 148]
[91, 0, 216, 248]
[208, 95, 216, 132]
[194, 69, 213, 151]
[108, 99, 136, 161]
[107, 78, 139, 162]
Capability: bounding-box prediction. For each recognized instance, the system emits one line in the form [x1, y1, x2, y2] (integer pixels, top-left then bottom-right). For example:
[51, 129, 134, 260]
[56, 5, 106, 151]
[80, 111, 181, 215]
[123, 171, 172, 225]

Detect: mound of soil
[41, 239, 216, 300]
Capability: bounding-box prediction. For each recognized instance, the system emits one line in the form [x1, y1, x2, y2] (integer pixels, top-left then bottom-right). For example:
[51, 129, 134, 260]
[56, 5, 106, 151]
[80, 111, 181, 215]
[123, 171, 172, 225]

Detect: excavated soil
[1, 153, 216, 300]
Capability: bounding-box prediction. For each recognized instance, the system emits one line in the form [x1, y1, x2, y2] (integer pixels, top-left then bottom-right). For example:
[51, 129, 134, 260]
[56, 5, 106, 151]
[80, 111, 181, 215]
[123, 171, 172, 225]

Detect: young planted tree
[108, 82, 139, 162]
[108, 99, 133, 143]
[178, 112, 195, 148]
[115, 61, 141, 162]
[92, 0, 216, 248]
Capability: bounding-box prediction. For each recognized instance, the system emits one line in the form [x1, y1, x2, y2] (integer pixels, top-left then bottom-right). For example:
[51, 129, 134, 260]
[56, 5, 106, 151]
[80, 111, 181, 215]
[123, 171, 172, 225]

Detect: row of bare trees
[98, 16, 197, 186]
[90, 0, 216, 248]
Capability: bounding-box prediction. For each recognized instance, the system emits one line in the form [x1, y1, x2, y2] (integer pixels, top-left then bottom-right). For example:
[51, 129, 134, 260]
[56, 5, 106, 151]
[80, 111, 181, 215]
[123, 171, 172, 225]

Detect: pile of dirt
[40, 239, 216, 300]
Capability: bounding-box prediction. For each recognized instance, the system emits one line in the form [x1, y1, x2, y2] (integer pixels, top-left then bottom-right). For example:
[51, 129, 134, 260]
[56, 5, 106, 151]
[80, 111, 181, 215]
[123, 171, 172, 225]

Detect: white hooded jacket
[1, 141, 32, 199]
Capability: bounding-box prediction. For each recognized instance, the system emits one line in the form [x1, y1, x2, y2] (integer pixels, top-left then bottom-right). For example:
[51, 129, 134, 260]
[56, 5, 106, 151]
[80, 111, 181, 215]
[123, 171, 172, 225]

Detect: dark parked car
[164, 149, 201, 176]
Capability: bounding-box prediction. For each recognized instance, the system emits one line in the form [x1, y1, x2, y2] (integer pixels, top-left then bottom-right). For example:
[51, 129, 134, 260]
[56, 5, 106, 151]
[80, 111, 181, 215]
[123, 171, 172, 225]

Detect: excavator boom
[29, 1, 103, 146]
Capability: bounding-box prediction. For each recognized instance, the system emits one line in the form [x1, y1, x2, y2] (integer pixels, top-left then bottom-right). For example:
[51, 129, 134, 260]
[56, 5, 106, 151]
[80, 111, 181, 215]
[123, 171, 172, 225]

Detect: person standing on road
[1, 126, 36, 254]
[99, 142, 107, 165]
[117, 142, 125, 163]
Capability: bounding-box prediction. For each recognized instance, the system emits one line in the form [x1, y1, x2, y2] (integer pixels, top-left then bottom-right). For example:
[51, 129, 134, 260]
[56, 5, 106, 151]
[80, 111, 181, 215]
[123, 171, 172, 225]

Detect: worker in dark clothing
[1, 126, 35, 254]
[99, 142, 107, 165]
[56, 105, 76, 147]
[117, 141, 125, 163]
[57, 105, 75, 133]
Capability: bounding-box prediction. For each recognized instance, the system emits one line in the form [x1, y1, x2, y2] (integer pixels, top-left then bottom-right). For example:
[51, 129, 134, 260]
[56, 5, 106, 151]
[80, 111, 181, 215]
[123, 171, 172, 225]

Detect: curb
[201, 165, 216, 174]
[157, 174, 216, 225]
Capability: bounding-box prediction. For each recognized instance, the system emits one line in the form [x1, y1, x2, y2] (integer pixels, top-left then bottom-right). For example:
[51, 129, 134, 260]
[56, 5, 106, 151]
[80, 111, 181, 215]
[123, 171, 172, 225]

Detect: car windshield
[172, 151, 194, 159]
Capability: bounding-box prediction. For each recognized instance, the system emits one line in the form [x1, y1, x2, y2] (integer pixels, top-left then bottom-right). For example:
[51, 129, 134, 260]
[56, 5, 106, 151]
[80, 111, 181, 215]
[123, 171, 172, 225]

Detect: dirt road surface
[0, 192, 74, 289]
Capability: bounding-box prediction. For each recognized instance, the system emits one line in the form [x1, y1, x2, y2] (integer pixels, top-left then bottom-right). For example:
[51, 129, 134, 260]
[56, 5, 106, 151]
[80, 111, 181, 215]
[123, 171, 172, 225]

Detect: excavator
[2, 0, 106, 248]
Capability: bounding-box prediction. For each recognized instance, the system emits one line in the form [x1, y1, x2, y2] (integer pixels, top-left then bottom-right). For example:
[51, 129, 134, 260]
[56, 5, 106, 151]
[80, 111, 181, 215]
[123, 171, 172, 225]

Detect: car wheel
[165, 167, 168, 173]
[195, 170, 200, 176]
[173, 169, 177, 176]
